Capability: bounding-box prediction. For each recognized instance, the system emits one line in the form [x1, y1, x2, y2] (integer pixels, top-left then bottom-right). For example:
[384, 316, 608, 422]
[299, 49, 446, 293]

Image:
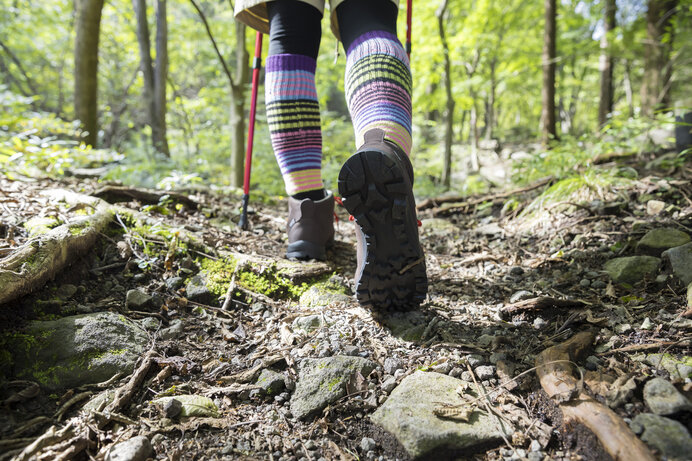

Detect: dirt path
[1, 162, 691, 460]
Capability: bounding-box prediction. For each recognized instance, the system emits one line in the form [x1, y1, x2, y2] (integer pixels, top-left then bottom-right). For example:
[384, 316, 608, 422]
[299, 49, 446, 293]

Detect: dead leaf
[280, 324, 295, 345]
[584, 370, 615, 397]
[433, 403, 474, 422]
[585, 309, 608, 325]
[605, 282, 616, 298]
[346, 371, 367, 395]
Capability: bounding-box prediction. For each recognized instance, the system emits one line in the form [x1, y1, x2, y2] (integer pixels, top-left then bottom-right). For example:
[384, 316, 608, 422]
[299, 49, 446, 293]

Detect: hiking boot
[338, 129, 427, 311]
[286, 190, 335, 260]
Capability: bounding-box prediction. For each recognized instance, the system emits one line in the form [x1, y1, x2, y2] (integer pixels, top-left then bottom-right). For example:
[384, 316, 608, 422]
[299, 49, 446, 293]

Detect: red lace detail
[417, 219, 422, 227]
[333, 212, 339, 223]
[334, 196, 344, 206]
[349, 215, 355, 221]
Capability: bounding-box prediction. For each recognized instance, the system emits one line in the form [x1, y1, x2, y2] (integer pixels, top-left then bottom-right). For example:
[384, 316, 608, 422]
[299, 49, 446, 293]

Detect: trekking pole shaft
[405, 0, 412, 58]
[239, 31, 263, 230]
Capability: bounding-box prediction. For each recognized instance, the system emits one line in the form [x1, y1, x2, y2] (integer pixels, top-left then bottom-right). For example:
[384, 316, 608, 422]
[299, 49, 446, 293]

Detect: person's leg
[266, 0, 334, 260]
[336, 0, 427, 311]
[266, 0, 324, 201]
[337, 0, 411, 155]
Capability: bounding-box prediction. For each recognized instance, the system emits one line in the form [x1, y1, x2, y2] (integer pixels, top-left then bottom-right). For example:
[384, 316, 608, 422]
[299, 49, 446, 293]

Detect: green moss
[23, 216, 61, 235]
[326, 377, 343, 392]
[200, 256, 309, 300]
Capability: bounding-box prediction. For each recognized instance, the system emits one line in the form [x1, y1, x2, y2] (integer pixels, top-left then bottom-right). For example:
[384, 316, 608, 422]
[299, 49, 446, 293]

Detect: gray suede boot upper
[286, 190, 335, 260]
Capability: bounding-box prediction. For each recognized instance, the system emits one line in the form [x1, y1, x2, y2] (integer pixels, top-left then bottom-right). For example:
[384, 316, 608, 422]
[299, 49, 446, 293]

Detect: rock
[166, 276, 184, 290]
[662, 242, 692, 286]
[10, 312, 147, 390]
[381, 376, 397, 393]
[105, 436, 153, 461]
[474, 366, 495, 380]
[159, 319, 183, 340]
[509, 290, 533, 304]
[125, 289, 154, 310]
[643, 378, 692, 415]
[466, 355, 484, 367]
[637, 228, 691, 256]
[579, 278, 591, 287]
[360, 437, 376, 453]
[370, 371, 513, 458]
[630, 413, 692, 461]
[509, 266, 524, 277]
[185, 274, 215, 305]
[529, 440, 542, 452]
[292, 315, 324, 334]
[533, 317, 547, 330]
[642, 354, 692, 380]
[299, 285, 350, 308]
[592, 280, 607, 289]
[343, 345, 359, 356]
[383, 358, 403, 375]
[256, 369, 286, 395]
[646, 200, 665, 216]
[604, 256, 660, 284]
[83, 389, 116, 412]
[290, 356, 375, 420]
[640, 317, 654, 330]
[163, 398, 182, 418]
[615, 323, 633, 334]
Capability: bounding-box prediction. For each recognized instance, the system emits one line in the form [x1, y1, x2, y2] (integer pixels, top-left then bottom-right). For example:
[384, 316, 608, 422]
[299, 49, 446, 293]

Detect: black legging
[267, 0, 398, 58]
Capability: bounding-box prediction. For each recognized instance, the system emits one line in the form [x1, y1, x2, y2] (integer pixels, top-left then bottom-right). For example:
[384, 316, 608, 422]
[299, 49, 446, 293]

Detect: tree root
[0, 190, 113, 306]
[536, 331, 656, 461]
[502, 297, 585, 318]
[92, 185, 198, 209]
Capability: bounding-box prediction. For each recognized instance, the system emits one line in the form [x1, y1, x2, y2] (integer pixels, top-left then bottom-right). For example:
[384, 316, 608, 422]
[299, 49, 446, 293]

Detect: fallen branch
[417, 176, 553, 211]
[502, 297, 585, 318]
[105, 349, 157, 415]
[598, 338, 690, 356]
[536, 331, 656, 461]
[0, 190, 113, 305]
[92, 185, 198, 209]
[13, 423, 75, 461]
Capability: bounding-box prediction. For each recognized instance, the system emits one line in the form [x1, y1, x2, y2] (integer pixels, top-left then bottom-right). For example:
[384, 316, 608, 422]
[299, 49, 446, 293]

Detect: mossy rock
[637, 228, 691, 256]
[604, 256, 660, 284]
[7, 312, 147, 390]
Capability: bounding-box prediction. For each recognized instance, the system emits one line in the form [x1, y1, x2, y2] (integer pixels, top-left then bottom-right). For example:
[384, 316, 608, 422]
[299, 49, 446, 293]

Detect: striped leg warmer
[265, 54, 324, 196]
[344, 31, 412, 155]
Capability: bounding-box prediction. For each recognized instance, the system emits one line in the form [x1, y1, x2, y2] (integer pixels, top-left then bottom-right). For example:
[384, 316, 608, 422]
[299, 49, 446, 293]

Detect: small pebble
[466, 354, 483, 367]
[533, 317, 547, 330]
[343, 345, 359, 356]
[475, 365, 495, 380]
[360, 437, 376, 452]
[640, 317, 654, 330]
[509, 290, 533, 304]
[460, 371, 473, 381]
[509, 266, 525, 276]
[449, 367, 463, 378]
[579, 279, 591, 287]
[592, 280, 607, 289]
[163, 398, 182, 418]
[530, 440, 542, 452]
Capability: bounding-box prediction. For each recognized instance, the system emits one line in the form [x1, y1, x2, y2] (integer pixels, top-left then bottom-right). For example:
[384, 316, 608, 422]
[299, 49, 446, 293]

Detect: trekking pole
[405, 0, 412, 59]
[239, 31, 263, 230]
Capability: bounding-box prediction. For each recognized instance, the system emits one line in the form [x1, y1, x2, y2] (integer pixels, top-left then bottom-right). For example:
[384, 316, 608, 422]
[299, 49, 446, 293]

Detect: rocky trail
[1, 153, 692, 461]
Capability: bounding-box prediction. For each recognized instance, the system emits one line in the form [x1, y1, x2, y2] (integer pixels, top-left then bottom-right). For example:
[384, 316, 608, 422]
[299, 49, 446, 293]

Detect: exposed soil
[1, 152, 691, 461]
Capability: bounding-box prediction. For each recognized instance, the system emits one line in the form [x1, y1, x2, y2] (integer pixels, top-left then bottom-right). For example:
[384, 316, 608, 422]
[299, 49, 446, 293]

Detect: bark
[536, 332, 656, 461]
[437, 0, 455, 190]
[641, 0, 677, 117]
[598, 0, 616, 128]
[623, 59, 635, 118]
[0, 191, 113, 306]
[74, 0, 105, 147]
[485, 58, 497, 141]
[91, 185, 198, 209]
[133, 0, 169, 155]
[540, 0, 557, 143]
[154, 0, 170, 155]
[189, 0, 249, 188]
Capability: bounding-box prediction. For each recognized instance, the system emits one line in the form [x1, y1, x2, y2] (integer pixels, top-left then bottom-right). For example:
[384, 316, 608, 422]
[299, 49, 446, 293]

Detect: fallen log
[92, 185, 198, 209]
[536, 331, 656, 461]
[0, 190, 113, 306]
[417, 176, 553, 211]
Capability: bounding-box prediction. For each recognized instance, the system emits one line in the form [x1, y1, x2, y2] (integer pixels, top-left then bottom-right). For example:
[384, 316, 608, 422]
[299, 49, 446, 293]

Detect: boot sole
[338, 150, 427, 312]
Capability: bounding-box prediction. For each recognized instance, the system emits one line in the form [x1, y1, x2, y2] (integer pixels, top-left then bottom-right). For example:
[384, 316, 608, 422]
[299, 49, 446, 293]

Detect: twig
[106, 349, 157, 414]
[54, 391, 92, 421]
[598, 338, 690, 356]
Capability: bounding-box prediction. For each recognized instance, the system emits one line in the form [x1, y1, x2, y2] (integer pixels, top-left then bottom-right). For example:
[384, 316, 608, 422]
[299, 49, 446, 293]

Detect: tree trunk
[641, 0, 677, 117]
[623, 59, 634, 118]
[540, 0, 557, 144]
[437, 0, 455, 190]
[231, 22, 249, 188]
[133, 0, 169, 156]
[153, 0, 169, 155]
[74, 0, 105, 147]
[469, 100, 479, 173]
[598, 0, 616, 128]
[485, 58, 497, 141]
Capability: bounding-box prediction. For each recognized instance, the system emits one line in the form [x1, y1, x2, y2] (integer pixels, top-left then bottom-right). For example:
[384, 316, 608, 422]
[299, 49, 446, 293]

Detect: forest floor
[1, 147, 691, 461]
